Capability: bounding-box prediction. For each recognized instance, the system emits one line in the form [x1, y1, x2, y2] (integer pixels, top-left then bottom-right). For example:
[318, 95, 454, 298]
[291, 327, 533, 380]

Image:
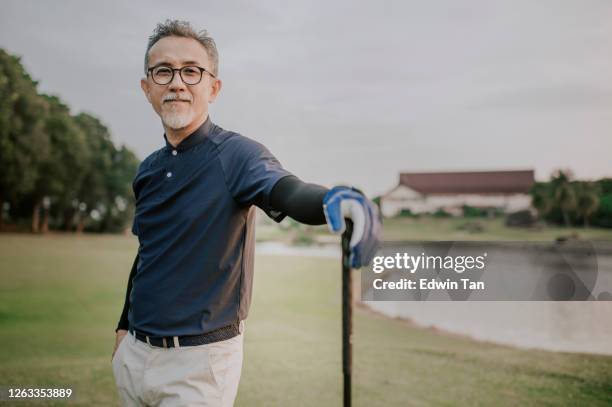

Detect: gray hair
[144, 19, 219, 76]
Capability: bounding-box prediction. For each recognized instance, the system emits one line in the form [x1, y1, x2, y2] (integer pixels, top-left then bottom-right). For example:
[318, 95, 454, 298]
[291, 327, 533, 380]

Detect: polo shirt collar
[163, 115, 213, 152]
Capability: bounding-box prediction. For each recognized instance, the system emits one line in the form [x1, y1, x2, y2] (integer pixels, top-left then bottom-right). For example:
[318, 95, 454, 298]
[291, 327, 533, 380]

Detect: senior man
[111, 19, 381, 407]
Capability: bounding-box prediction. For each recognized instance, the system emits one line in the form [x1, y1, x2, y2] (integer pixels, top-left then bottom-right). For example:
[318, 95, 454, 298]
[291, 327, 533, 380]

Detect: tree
[28, 95, 89, 233]
[0, 50, 50, 230]
[0, 48, 140, 234]
[530, 182, 553, 220]
[72, 112, 139, 233]
[575, 182, 601, 228]
[550, 169, 577, 227]
[94, 144, 139, 233]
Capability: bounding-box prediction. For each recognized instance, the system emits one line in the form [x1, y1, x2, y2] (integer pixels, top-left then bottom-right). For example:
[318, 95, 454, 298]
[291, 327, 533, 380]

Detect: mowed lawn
[258, 216, 612, 246]
[1, 233, 611, 406]
[380, 216, 612, 242]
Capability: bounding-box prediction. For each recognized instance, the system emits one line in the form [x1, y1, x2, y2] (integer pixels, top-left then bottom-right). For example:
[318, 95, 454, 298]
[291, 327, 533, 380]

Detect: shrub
[398, 208, 416, 218]
[462, 205, 488, 218]
[592, 193, 612, 228]
[505, 209, 536, 227]
[432, 208, 452, 218]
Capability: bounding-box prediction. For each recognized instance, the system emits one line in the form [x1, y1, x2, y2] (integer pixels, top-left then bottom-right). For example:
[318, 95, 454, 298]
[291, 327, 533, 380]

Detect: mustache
[162, 93, 192, 103]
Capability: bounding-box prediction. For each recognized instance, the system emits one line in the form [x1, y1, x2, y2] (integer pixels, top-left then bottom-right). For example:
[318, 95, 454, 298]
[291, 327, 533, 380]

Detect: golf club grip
[341, 219, 353, 407]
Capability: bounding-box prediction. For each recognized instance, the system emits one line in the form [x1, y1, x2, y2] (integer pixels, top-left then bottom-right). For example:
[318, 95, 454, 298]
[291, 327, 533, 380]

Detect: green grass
[371, 216, 612, 242]
[258, 216, 612, 245]
[1, 233, 611, 406]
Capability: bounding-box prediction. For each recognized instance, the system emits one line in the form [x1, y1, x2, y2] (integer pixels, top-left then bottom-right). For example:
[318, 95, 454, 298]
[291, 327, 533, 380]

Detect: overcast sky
[1, 0, 611, 196]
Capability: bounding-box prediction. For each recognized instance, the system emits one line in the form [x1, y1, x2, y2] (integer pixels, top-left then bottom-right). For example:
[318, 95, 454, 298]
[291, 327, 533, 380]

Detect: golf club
[341, 219, 353, 407]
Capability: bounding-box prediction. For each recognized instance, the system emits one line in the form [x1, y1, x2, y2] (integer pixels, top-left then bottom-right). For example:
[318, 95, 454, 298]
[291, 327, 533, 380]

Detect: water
[365, 301, 612, 355]
[257, 241, 612, 355]
[364, 243, 612, 355]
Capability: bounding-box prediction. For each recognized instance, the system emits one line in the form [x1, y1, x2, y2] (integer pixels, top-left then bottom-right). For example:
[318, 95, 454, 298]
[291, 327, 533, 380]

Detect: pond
[257, 241, 612, 355]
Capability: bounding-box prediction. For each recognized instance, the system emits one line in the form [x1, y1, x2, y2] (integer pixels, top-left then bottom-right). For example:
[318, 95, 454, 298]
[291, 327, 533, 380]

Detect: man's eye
[182, 67, 199, 76]
[155, 68, 172, 76]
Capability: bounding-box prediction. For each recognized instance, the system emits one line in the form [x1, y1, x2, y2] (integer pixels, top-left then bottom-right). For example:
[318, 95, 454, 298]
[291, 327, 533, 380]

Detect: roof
[399, 170, 534, 194]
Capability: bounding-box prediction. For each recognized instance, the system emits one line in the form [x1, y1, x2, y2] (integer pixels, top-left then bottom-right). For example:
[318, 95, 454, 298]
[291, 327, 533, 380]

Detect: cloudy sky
[1, 0, 611, 196]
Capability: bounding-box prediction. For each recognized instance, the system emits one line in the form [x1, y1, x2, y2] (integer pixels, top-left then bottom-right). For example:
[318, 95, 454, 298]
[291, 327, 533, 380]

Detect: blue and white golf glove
[323, 186, 382, 268]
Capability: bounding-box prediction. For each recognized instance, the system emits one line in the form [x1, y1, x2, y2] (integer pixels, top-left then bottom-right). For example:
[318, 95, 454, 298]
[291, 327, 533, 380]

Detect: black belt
[129, 321, 240, 348]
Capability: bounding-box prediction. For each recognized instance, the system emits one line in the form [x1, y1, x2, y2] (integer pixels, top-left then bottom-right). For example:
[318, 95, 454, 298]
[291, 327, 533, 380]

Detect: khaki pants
[112, 321, 245, 407]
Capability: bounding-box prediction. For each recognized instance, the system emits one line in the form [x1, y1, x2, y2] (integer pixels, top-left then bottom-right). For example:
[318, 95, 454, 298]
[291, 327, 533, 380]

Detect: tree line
[0, 49, 139, 234]
[531, 169, 612, 228]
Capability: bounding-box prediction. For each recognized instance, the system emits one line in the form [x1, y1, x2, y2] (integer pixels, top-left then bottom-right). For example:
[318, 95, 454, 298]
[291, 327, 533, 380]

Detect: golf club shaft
[342, 220, 353, 407]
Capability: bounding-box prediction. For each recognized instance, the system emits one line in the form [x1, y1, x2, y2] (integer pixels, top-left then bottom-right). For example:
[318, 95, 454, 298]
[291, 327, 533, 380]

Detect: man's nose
[168, 70, 187, 91]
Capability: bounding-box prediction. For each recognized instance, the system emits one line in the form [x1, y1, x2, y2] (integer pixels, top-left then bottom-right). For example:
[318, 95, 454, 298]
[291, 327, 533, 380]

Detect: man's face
[141, 36, 221, 130]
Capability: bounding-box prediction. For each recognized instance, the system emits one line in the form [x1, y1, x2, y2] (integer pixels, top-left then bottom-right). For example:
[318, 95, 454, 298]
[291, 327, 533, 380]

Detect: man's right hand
[112, 329, 128, 362]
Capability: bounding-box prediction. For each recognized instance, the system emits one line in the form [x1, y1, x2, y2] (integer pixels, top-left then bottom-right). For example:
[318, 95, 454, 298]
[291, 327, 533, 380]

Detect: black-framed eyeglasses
[147, 65, 216, 85]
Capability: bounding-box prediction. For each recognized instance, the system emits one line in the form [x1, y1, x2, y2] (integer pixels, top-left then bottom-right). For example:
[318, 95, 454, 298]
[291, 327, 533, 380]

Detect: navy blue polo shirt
[129, 116, 292, 337]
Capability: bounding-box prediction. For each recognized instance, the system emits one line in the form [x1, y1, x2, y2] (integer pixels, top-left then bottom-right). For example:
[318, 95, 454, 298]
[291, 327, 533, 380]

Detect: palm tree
[530, 184, 552, 219]
[575, 182, 601, 228]
[550, 169, 577, 227]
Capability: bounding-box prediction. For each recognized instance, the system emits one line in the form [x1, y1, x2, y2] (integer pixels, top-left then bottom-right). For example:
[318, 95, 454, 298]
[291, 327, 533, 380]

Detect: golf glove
[323, 186, 382, 268]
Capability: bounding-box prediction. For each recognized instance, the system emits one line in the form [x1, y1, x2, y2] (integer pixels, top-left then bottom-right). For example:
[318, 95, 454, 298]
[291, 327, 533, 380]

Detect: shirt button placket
[166, 149, 177, 179]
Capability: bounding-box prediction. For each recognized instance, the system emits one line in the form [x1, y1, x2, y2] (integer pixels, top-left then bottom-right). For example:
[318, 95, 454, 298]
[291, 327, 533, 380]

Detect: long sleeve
[269, 175, 329, 225]
[115, 253, 138, 333]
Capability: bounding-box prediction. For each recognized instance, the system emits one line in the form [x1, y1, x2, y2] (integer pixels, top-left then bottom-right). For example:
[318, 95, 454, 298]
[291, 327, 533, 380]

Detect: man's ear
[208, 78, 222, 103]
[141, 78, 152, 103]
